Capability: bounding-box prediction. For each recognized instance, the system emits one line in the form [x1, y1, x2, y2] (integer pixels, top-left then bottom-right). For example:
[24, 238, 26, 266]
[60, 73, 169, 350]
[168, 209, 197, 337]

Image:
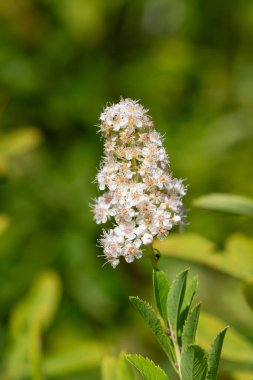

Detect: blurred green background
[0, 0, 253, 379]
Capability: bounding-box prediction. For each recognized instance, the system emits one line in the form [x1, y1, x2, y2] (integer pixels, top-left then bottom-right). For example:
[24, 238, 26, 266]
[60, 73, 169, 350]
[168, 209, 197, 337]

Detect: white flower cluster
[92, 98, 187, 268]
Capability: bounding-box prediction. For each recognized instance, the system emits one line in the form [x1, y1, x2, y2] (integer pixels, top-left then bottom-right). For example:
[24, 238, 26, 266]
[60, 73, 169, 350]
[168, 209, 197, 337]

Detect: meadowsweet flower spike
[92, 98, 187, 268]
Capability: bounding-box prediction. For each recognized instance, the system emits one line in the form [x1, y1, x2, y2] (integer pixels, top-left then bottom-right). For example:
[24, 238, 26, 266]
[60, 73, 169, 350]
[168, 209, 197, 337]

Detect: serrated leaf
[126, 354, 168, 380]
[179, 276, 198, 335]
[181, 345, 208, 380]
[167, 269, 188, 340]
[130, 297, 174, 361]
[182, 304, 201, 350]
[241, 279, 253, 311]
[193, 193, 253, 218]
[206, 327, 228, 380]
[153, 270, 170, 321]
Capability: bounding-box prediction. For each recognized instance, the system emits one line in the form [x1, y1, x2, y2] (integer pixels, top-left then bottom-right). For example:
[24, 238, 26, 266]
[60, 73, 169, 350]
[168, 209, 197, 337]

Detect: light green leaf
[155, 233, 253, 280]
[0, 127, 43, 159]
[11, 270, 61, 333]
[118, 352, 136, 380]
[198, 312, 253, 364]
[101, 356, 118, 380]
[193, 193, 253, 218]
[153, 270, 170, 321]
[155, 232, 215, 260]
[5, 271, 62, 378]
[44, 341, 108, 377]
[101, 352, 135, 380]
[129, 297, 174, 361]
[167, 269, 188, 340]
[206, 327, 228, 380]
[241, 279, 253, 311]
[0, 213, 10, 236]
[228, 372, 253, 380]
[126, 354, 168, 380]
[182, 304, 201, 350]
[181, 345, 208, 380]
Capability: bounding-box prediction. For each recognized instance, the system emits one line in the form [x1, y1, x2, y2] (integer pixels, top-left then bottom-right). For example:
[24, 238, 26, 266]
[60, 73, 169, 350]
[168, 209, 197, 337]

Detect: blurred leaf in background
[193, 193, 253, 219]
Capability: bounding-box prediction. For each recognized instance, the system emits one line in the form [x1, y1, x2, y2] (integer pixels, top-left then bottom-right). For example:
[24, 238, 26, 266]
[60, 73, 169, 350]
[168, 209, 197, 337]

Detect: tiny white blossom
[92, 98, 187, 267]
[114, 221, 137, 241]
[142, 233, 154, 245]
[123, 239, 142, 263]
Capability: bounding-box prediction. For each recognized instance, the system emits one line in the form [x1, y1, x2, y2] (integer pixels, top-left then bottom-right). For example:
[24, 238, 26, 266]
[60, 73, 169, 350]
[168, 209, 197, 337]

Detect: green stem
[174, 341, 182, 379]
[131, 157, 141, 182]
[144, 244, 160, 270]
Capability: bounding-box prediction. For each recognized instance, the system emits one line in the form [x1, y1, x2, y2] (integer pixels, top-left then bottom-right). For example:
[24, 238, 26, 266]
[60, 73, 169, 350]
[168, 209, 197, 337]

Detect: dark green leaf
[126, 354, 168, 380]
[153, 270, 170, 321]
[167, 269, 188, 341]
[182, 304, 201, 350]
[129, 297, 174, 361]
[179, 276, 198, 334]
[206, 327, 228, 380]
[181, 345, 208, 380]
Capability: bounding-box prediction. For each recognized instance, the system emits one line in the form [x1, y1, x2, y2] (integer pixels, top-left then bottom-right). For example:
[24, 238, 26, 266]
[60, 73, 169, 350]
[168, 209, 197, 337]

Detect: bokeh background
[0, 1, 253, 379]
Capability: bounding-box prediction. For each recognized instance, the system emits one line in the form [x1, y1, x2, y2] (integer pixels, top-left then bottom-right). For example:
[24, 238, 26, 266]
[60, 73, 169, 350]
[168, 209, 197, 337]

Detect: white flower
[115, 221, 137, 241]
[173, 214, 181, 223]
[92, 98, 187, 267]
[93, 201, 109, 224]
[115, 206, 136, 224]
[123, 239, 142, 263]
[142, 233, 153, 245]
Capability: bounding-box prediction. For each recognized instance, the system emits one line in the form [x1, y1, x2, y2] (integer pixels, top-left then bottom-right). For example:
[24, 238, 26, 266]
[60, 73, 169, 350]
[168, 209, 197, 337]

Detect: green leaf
[11, 270, 61, 333]
[44, 341, 108, 377]
[198, 311, 253, 364]
[179, 276, 198, 333]
[155, 233, 253, 280]
[154, 233, 215, 261]
[206, 327, 228, 380]
[0, 127, 43, 159]
[182, 304, 201, 350]
[193, 193, 253, 218]
[0, 213, 10, 236]
[167, 269, 188, 340]
[241, 279, 253, 311]
[126, 354, 168, 380]
[101, 356, 118, 380]
[129, 297, 174, 361]
[101, 352, 135, 380]
[118, 352, 136, 380]
[153, 270, 170, 321]
[181, 345, 208, 380]
[5, 271, 62, 379]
